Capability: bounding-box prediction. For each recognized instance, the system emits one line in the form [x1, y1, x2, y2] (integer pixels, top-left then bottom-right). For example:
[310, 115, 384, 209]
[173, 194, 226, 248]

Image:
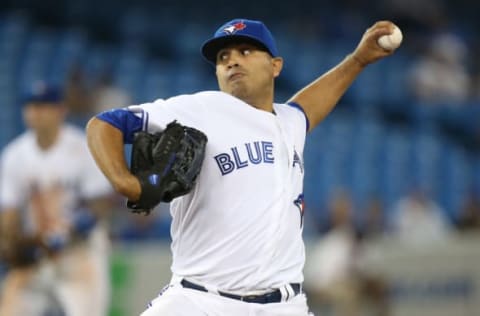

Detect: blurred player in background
[305, 190, 390, 316]
[0, 81, 114, 316]
[87, 18, 399, 316]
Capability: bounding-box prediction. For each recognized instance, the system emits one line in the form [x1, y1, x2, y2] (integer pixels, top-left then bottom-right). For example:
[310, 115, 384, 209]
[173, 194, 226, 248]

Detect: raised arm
[86, 117, 141, 201]
[289, 21, 400, 130]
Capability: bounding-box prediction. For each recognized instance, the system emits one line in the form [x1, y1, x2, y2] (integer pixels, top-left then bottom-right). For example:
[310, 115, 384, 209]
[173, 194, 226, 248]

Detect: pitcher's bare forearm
[86, 118, 141, 201]
[289, 54, 364, 129]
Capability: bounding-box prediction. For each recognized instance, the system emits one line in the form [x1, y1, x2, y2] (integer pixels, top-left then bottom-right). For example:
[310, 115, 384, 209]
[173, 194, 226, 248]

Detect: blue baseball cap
[22, 81, 63, 105]
[201, 19, 279, 65]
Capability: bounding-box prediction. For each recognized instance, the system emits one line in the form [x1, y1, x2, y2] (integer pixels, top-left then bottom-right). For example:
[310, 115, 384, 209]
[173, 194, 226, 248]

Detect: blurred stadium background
[1, 0, 480, 315]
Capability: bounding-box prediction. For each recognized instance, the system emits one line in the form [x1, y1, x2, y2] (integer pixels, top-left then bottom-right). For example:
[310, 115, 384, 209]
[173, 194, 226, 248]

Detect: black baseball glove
[127, 121, 208, 214]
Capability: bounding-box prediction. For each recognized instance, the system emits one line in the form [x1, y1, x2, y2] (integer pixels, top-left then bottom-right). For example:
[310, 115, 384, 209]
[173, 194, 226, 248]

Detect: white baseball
[377, 25, 403, 51]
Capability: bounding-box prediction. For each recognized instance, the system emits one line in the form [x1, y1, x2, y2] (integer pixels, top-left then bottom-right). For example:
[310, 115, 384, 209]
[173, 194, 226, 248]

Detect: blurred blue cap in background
[22, 80, 63, 105]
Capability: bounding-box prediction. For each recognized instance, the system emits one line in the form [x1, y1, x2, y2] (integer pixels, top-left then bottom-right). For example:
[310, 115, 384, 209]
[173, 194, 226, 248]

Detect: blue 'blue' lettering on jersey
[231, 147, 248, 168]
[262, 141, 274, 163]
[245, 142, 262, 164]
[214, 141, 274, 175]
[214, 154, 235, 175]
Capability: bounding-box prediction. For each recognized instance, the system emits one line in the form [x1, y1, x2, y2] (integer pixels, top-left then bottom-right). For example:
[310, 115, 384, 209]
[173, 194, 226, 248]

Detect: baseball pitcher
[86, 19, 399, 316]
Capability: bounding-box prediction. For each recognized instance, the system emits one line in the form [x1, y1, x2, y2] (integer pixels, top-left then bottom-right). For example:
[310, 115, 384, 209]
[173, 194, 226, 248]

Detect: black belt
[180, 279, 301, 304]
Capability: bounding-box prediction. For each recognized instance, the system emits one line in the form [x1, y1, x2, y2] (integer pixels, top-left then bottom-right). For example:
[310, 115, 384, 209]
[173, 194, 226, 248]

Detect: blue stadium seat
[348, 61, 383, 107]
[438, 142, 472, 221]
[380, 54, 410, 105]
[409, 130, 443, 197]
[378, 127, 412, 209]
[140, 62, 174, 101]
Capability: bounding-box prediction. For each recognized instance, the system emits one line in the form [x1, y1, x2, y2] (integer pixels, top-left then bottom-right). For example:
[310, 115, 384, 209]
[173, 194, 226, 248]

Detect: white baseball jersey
[0, 124, 112, 316]
[127, 91, 307, 293]
[0, 124, 111, 231]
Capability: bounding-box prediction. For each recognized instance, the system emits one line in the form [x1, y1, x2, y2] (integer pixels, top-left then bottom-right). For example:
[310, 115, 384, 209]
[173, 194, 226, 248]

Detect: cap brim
[201, 35, 272, 64]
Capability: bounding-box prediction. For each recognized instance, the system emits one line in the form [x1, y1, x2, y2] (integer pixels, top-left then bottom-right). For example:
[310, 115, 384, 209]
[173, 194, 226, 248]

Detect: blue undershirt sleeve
[96, 109, 143, 144]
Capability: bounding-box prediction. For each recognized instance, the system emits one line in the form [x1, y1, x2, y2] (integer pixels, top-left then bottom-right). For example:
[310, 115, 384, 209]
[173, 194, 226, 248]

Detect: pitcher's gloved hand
[127, 121, 208, 215]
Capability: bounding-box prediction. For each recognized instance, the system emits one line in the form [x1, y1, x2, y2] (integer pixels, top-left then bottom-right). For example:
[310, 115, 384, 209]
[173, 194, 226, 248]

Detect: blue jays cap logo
[201, 18, 279, 65]
[223, 21, 247, 35]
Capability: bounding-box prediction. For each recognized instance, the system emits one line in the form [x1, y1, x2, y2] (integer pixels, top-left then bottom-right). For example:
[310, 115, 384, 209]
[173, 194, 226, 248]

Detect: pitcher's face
[215, 43, 282, 103]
